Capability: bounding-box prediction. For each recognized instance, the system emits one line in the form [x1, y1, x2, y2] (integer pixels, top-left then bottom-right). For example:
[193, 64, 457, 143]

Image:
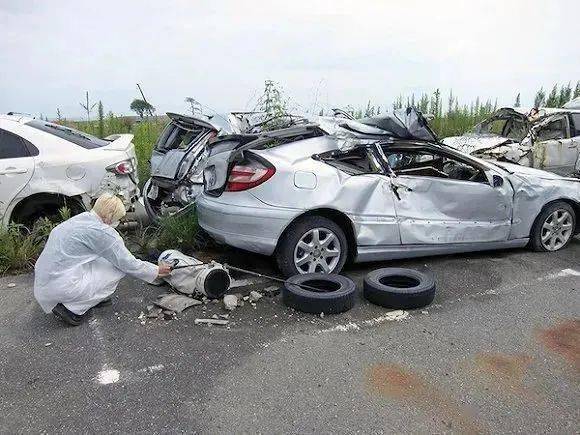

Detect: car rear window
[26, 120, 109, 149]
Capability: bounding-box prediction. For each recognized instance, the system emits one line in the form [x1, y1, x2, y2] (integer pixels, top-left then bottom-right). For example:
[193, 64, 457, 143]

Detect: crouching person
[34, 193, 171, 326]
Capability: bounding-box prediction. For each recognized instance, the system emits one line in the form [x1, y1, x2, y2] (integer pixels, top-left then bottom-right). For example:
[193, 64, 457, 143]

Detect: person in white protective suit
[34, 193, 172, 326]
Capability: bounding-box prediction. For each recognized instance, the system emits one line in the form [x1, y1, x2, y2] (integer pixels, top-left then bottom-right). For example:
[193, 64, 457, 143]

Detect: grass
[0, 214, 65, 275]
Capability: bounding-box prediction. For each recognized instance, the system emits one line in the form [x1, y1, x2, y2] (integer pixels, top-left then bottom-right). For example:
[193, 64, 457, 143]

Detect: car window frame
[535, 115, 570, 141]
[377, 142, 492, 186]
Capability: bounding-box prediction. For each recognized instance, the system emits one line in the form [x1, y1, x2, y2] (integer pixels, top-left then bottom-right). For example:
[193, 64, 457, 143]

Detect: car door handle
[0, 167, 28, 175]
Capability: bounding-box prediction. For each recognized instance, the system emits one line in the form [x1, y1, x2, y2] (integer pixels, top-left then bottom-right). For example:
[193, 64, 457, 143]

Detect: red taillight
[225, 162, 275, 192]
[107, 160, 134, 175]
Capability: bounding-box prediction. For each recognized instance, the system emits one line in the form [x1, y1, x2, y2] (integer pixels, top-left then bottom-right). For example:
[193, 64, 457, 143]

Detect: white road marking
[319, 310, 410, 333]
[137, 364, 165, 374]
[538, 268, 580, 281]
[96, 368, 120, 385]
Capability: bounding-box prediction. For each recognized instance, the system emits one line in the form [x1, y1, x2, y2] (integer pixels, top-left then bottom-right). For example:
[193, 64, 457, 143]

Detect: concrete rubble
[194, 318, 229, 326]
[154, 293, 203, 313]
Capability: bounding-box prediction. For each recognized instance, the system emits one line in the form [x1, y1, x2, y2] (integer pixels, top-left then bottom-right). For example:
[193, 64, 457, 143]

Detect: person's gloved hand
[157, 261, 172, 278]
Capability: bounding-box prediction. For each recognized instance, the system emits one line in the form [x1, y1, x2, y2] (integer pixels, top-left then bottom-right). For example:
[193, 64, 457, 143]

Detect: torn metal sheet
[154, 294, 202, 313]
[443, 107, 580, 176]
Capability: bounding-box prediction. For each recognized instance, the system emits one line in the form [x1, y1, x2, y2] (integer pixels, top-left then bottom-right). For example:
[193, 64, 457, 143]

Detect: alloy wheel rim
[294, 228, 341, 274]
[540, 209, 573, 251]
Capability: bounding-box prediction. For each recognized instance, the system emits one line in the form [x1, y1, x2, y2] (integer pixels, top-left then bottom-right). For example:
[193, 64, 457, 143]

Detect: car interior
[384, 148, 488, 183]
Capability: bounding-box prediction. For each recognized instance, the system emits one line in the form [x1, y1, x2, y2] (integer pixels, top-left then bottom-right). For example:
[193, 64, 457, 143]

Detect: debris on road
[6, 283, 16, 288]
[263, 286, 280, 296]
[223, 294, 238, 311]
[194, 318, 229, 326]
[154, 293, 202, 313]
[249, 291, 263, 302]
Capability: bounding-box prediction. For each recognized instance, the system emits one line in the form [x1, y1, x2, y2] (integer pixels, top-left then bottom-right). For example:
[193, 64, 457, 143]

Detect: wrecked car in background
[196, 107, 579, 276]
[0, 113, 140, 227]
[443, 107, 580, 176]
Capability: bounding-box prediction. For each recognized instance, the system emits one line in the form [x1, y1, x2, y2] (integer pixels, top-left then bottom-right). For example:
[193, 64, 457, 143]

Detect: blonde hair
[92, 193, 126, 223]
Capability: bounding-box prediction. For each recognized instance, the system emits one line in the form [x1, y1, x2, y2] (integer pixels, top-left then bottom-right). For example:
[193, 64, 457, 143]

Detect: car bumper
[197, 194, 299, 256]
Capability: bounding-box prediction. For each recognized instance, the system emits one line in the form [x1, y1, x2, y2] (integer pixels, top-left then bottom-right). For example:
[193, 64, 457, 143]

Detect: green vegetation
[0, 208, 70, 274]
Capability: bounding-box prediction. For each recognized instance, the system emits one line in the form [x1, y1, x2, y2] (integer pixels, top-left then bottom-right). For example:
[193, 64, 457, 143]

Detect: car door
[0, 128, 36, 221]
[568, 113, 580, 173]
[533, 114, 577, 175]
[150, 113, 218, 183]
[380, 145, 514, 245]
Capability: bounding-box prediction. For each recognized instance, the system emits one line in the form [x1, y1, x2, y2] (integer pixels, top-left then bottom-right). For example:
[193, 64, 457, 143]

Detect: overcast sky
[1, 0, 578, 119]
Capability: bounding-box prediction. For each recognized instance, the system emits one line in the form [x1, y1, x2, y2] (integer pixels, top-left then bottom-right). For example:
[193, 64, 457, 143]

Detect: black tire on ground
[282, 273, 356, 314]
[363, 268, 436, 309]
[529, 201, 576, 252]
[276, 215, 348, 278]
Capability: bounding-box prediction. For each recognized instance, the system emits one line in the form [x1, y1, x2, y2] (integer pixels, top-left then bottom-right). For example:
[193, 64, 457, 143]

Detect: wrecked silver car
[196, 108, 580, 276]
[443, 107, 580, 176]
[143, 112, 310, 220]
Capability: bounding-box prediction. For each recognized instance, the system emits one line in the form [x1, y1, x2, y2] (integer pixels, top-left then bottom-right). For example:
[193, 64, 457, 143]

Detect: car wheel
[276, 216, 348, 277]
[282, 273, 356, 314]
[530, 201, 576, 252]
[363, 268, 436, 309]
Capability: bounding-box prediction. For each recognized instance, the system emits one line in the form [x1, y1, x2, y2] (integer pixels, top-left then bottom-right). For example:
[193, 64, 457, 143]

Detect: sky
[1, 0, 578, 119]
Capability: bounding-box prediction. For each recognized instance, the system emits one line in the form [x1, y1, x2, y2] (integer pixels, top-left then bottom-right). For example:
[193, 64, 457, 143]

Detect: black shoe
[52, 303, 84, 326]
[94, 298, 112, 308]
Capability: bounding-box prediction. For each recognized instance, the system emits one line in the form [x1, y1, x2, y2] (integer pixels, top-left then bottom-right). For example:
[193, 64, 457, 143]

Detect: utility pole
[136, 83, 155, 116]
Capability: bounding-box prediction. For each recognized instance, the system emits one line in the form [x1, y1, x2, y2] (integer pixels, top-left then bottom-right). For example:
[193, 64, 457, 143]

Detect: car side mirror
[492, 175, 504, 188]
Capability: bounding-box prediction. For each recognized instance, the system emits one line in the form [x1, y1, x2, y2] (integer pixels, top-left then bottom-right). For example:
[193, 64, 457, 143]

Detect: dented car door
[532, 114, 578, 175]
[380, 145, 514, 244]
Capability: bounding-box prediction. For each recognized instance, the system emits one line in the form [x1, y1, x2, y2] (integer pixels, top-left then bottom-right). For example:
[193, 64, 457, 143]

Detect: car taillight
[225, 161, 275, 192]
[107, 160, 134, 175]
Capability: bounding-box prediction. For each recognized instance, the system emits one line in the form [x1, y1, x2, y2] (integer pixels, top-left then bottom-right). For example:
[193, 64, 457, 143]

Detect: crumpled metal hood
[442, 134, 515, 154]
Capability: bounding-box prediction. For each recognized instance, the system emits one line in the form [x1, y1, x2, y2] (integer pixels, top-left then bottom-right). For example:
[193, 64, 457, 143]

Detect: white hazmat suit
[34, 211, 158, 315]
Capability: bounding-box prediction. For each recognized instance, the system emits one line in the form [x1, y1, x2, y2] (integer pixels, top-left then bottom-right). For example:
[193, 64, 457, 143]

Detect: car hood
[442, 134, 516, 154]
[494, 161, 580, 182]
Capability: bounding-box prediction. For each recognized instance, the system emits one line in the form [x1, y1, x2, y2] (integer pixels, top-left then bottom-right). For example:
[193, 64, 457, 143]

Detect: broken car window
[320, 148, 379, 175]
[568, 113, 580, 137]
[536, 118, 567, 141]
[475, 113, 527, 141]
[384, 148, 487, 183]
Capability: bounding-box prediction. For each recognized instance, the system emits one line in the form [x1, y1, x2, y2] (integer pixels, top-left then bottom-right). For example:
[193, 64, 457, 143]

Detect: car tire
[363, 268, 436, 309]
[276, 216, 348, 278]
[529, 201, 576, 252]
[282, 273, 356, 314]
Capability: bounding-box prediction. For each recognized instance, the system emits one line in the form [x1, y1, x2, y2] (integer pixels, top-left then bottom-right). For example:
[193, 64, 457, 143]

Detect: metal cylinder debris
[159, 249, 231, 299]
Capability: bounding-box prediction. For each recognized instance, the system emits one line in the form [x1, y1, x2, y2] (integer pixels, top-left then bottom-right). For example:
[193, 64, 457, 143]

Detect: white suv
[0, 113, 140, 226]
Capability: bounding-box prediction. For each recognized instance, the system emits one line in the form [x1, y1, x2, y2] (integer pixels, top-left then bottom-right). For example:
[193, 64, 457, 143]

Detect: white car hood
[496, 161, 580, 182]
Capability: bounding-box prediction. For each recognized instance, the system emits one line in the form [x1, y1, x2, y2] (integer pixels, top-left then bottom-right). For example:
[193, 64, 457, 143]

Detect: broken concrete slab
[194, 318, 229, 326]
[223, 294, 238, 311]
[154, 294, 202, 313]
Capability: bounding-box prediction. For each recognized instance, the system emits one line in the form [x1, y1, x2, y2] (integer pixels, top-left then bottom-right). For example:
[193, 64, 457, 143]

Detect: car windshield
[26, 120, 110, 149]
[474, 114, 528, 141]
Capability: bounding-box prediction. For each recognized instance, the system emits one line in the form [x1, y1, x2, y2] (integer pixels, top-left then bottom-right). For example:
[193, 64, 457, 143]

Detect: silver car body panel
[197, 128, 580, 261]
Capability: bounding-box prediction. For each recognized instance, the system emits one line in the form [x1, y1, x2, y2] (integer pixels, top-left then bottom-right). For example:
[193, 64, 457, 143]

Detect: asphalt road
[1, 239, 579, 434]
